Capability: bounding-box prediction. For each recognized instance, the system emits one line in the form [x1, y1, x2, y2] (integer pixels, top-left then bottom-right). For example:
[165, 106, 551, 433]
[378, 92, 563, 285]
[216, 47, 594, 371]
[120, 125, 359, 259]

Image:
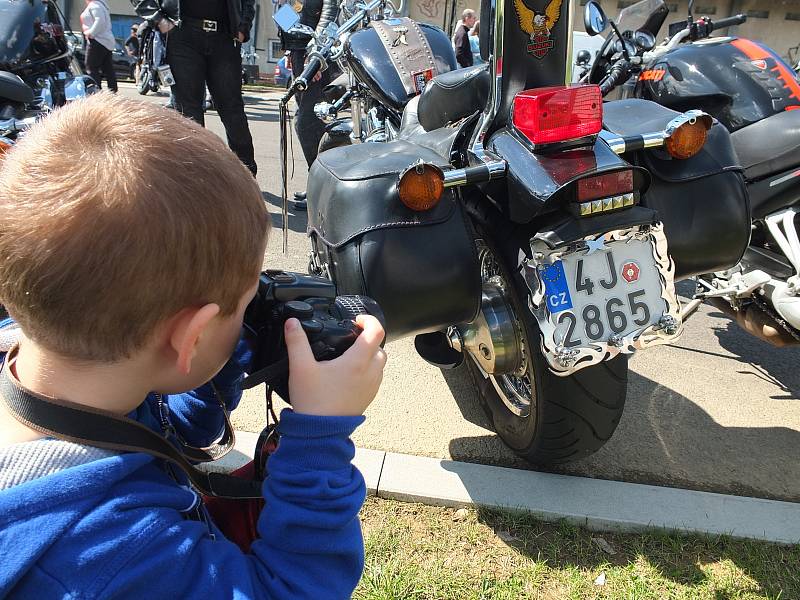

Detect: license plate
[525, 224, 682, 375]
[543, 239, 664, 348]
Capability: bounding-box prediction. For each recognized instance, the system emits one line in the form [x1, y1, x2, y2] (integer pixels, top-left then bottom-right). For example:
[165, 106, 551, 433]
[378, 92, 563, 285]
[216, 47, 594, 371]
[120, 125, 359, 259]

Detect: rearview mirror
[273, 4, 301, 32]
[584, 1, 609, 36]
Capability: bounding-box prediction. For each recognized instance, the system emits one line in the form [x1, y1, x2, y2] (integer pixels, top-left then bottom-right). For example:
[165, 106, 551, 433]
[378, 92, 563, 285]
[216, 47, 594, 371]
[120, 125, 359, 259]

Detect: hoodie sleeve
[97, 410, 367, 600]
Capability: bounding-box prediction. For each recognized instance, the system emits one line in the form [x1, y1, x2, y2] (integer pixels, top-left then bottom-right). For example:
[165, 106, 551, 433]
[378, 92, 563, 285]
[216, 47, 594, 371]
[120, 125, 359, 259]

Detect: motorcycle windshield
[616, 0, 667, 33]
[0, 0, 65, 71]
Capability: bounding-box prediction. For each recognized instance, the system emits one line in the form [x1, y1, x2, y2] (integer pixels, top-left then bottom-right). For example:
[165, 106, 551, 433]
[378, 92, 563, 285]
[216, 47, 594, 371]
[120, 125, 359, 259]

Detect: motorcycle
[276, 0, 434, 152]
[136, 22, 163, 96]
[278, 0, 751, 464]
[788, 44, 800, 75]
[585, 0, 800, 348]
[0, 0, 96, 151]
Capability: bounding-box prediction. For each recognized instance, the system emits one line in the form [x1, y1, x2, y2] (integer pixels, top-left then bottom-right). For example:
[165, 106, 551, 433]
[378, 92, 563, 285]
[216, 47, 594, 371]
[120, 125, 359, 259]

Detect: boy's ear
[169, 303, 221, 375]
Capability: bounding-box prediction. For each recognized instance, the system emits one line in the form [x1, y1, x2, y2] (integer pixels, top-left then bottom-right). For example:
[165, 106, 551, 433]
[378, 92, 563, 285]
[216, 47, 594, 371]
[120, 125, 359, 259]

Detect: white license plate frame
[521, 223, 682, 376]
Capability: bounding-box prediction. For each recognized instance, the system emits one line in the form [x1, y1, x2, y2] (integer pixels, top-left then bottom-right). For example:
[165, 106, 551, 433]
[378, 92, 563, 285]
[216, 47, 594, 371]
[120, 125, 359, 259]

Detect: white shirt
[80, 0, 115, 52]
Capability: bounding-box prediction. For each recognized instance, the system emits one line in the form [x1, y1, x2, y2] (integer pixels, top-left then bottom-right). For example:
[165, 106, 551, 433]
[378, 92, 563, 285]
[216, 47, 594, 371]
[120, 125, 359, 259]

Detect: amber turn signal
[398, 162, 445, 211]
[665, 117, 711, 160]
[0, 138, 12, 159]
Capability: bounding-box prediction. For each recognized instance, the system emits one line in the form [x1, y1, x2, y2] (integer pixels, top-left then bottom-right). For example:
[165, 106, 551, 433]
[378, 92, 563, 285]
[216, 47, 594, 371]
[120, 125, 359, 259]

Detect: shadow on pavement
[243, 107, 280, 123]
[262, 191, 307, 234]
[443, 366, 800, 502]
[709, 315, 800, 400]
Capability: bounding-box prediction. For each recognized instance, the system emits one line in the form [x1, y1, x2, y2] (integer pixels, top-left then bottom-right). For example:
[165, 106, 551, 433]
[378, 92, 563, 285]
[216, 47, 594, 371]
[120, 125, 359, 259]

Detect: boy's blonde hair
[0, 93, 270, 362]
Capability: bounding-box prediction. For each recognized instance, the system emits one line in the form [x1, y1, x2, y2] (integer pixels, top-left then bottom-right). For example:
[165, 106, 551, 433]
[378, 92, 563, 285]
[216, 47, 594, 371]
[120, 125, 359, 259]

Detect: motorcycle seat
[730, 109, 800, 181]
[0, 71, 34, 105]
[602, 99, 682, 137]
[417, 64, 489, 132]
[398, 95, 464, 160]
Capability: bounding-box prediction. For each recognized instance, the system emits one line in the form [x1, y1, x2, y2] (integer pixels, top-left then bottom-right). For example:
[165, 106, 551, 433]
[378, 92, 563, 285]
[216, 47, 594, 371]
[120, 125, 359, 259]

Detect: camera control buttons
[300, 319, 324, 334]
[272, 273, 297, 284]
[283, 300, 314, 320]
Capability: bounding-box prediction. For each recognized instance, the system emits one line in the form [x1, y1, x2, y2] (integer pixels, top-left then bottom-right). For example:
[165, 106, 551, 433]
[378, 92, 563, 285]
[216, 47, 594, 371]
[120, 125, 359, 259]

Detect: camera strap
[241, 340, 330, 391]
[0, 347, 262, 499]
[241, 357, 288, 390]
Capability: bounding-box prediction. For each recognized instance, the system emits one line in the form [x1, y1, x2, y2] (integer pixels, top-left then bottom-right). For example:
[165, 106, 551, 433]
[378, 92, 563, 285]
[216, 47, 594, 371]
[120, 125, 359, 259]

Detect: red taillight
[274, 65, 281, 75]
[577, 170, 634, 202]
[512, 85, 602, 146]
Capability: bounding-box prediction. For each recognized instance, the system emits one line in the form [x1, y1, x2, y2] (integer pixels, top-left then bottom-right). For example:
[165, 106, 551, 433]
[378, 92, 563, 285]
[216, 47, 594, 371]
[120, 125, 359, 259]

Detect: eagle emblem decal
[513, 0, 564, 59]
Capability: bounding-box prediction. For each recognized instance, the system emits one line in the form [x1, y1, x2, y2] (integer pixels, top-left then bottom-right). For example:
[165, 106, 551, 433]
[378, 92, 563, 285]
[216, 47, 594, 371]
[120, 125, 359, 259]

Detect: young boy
[0, 93, 386, 598]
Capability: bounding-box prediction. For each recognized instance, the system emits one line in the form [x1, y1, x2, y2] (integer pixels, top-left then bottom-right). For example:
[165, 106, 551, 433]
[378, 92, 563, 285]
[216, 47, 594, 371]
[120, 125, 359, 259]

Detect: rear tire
[137, 70, 151, 95]
[466, 219, 628, 464]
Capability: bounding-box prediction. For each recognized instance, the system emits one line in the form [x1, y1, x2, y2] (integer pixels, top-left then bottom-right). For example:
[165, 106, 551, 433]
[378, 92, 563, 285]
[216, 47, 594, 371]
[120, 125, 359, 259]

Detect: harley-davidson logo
[513, 0, 563, 59]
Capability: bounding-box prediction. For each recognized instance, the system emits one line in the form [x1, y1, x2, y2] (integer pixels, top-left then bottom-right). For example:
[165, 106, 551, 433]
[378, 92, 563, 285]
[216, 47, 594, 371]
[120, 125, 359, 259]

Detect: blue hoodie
[0, 328, 366, 599]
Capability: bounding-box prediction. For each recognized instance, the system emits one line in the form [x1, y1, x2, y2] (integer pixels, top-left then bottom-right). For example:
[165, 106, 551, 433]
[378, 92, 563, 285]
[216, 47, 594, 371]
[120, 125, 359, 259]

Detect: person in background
[469, 20, 483, 65]
[454, 8, 476, 68]
[130, 0, 258, 177]
[124, 24, 140, 58]
[281, 0, 339, 211]
[124, 25, 140, 82]
[80, 0, 118, 92]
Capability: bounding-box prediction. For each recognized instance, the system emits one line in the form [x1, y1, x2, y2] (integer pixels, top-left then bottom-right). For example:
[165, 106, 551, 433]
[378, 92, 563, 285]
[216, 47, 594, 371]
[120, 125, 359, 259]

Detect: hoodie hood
[0, 449, 194, 594]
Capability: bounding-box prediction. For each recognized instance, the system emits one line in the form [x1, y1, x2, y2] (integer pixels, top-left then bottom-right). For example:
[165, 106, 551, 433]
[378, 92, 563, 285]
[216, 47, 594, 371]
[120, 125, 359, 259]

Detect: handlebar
[280, 0, 382, 104]
[598, 59, 631, 96]
[708, 13, 747, 32]
[294, 56, 324, 92]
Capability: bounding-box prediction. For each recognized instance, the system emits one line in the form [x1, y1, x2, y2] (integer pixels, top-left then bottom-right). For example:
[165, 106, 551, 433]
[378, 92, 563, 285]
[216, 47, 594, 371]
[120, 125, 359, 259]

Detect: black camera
[241, 270, 385, 400]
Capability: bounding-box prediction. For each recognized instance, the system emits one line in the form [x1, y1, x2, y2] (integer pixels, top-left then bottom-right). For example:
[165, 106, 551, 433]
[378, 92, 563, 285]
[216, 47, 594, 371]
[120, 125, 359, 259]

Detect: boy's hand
[285, 315, 387, 417]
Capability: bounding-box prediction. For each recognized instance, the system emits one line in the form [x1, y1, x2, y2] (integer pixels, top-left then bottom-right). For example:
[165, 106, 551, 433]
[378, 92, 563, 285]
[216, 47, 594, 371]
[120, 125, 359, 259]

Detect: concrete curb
[219, 431, 800, 545]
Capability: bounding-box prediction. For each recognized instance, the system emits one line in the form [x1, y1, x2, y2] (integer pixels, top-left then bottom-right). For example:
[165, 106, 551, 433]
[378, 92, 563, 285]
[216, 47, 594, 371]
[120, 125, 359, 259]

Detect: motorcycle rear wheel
[137, 70, 151, 95]
[467, 227, 629, 464]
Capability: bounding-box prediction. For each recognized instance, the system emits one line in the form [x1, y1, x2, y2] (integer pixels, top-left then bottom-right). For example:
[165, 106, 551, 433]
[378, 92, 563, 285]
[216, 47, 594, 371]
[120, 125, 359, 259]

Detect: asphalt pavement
[121, 83, 800, 502]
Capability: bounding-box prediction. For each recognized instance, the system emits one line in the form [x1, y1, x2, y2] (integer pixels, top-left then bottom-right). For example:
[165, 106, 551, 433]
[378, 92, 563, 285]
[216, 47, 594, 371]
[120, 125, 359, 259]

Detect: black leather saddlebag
[633, 124, 750, 278]
[307, 141, 481, 340]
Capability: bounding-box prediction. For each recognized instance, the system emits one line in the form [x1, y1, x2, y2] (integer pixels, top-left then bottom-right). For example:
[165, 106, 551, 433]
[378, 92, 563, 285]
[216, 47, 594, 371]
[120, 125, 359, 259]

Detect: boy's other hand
[285, 315, 387, 417]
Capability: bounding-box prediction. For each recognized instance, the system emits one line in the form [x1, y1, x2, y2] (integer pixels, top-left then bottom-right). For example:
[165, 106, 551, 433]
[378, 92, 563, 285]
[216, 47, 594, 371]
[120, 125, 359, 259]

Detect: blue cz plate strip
[541, 261, 573, 314]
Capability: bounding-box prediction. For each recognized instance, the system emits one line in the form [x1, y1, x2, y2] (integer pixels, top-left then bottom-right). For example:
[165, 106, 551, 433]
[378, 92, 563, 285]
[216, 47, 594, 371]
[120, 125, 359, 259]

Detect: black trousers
[290, 49, 336, 168]
[85, 38, 118, 92]
[166, 25, 257, 175]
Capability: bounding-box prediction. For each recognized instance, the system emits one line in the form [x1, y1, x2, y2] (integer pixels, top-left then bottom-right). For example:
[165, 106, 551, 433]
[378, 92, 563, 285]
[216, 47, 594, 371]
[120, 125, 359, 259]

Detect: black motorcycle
[0, 0, 96, 150]
[280, 0, 750, 464]
[136, 22, 162, 96]
[586, 0, 800, 349]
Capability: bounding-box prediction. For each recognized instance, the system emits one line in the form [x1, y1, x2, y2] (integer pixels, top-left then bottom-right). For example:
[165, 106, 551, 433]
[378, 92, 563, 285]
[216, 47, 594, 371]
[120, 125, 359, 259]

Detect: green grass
[354, 497, 799, 600]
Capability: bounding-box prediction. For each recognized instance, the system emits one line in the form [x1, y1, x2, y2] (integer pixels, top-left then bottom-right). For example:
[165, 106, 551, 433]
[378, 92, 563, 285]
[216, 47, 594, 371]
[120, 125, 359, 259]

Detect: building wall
[407, 0, 800, 61]
[568, 0, 800, 61]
